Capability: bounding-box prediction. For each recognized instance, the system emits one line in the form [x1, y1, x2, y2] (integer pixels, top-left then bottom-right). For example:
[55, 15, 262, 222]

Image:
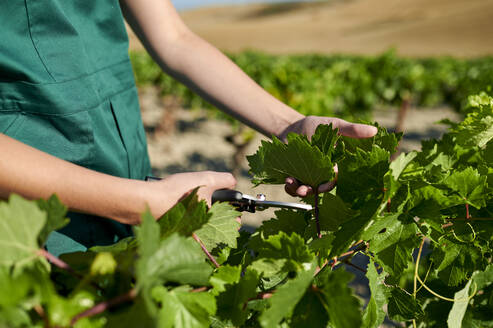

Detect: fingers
[284, 177, 299, 196]
[332, 118, 378, 139]
[285, 177, 314, 197]
[285, 164, 338, 197]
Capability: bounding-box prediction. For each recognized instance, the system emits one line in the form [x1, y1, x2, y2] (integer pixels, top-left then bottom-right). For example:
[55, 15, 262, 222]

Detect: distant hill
[128, 0, 493, 57]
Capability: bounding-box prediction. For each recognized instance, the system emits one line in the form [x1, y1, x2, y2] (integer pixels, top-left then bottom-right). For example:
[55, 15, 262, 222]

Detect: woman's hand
[140, 171, 236, 222]
[280, 116, 377, 197]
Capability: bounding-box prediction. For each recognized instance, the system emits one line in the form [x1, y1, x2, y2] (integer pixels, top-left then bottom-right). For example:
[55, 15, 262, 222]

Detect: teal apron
[0, 1, 151, 256]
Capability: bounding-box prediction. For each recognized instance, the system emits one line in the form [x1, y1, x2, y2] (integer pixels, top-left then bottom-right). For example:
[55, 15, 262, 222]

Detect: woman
[0, 0, 376, 256]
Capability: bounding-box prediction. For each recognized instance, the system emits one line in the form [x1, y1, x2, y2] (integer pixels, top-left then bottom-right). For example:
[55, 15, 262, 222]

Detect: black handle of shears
[146, 177, 244, 206]
[211, 189, 244, 204]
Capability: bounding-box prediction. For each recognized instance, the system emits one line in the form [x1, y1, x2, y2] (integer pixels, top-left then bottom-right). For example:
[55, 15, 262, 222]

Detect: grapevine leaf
[259, 261, 316, 328]
[449, 95, 493, 148]
[252, 232, 314, 272]
[290, 289, 329, 328]
[136, 212, 212, 292]
[447, 264, 493, 328]
[105, 296, 155, 328]
[307, 234, 335, 260]
[329, 145, 390, 257]
[0, 195, 47, 268]
[194, 202, 240, 251]
[337, 145, 389, 211]
[470, 264, 493, 290]
[430, 239, 484, 286]
[247, 126, 336, 187]
[36, 195, 69, 246]
[215, 268, 259, 326]
[250, 258, 287, 278]
[259, 209, 307, 238]
[310, 123, 340, 156]
[364, 214, 420, 277]
[315, 268, 363, 328]
[443, 167, 488, 209]
[447, 279, 472, 328]
[158, 189, 211, 239]
[387, 287, 424, 321]
[0, 307, 32, 328]
[362, 259, 391, 328]
[210, 265, 241, 295]
[152, 285, 216, 328]
[341, 126, 401, 155]
[89, 236, 136, 253]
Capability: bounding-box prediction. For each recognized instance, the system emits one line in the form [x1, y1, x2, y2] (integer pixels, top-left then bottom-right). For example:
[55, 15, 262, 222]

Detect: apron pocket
[14, 111, 95, 166]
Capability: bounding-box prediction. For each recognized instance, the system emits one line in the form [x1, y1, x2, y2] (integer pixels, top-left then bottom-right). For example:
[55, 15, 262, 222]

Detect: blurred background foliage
[130, 49, 493, 122]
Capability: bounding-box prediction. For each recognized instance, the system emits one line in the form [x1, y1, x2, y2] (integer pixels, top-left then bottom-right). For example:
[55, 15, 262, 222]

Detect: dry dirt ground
[129, 0, 493, 57]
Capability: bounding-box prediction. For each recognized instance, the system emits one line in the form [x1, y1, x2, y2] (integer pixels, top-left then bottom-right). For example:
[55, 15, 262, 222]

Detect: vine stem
[192, 233, 220, 268]
[413, 237, 477, 303]
[412, 237, 426, 328]
[70, 288, 137, 325]
[38, 249, 75, 273]
[34, 304, 49, 328]
[314, 188, 321, 239]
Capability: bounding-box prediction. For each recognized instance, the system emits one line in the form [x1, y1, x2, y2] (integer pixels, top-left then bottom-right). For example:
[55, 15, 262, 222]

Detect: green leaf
[447, 279, 472, 328]
[89, 236, 136, 253]
[310, 123, 340, 157]
[316, 268, 363, 328]
[0, 195, 47, 268]
[247, 126, 336, 187]
[362, 260, 390, 328]
[341, 126, 401, 155]
[210, 265, 241, 295]
[36, 195, 69, 246]
[364, 214, 420, 277]
[215, 268, 259, 326]
[259, 261, 316, 327]
[152, 286, 216, 328]
[137, 233, 213, 289]
[443, 167, 488, 209]
[447, 264, 493, 328]
[194, 202, 240, 251]
[449, 96, 493, 148]
[337, 145, 389, 211]
[253, 232, 314, 272]
[158, 189, 211, 239]
[431, 239, 484, 286]
[136, 213, 212, 292]
[387, 287, 424, 321]
[290, 290, 329, 328]
[259, 210, 307, 238]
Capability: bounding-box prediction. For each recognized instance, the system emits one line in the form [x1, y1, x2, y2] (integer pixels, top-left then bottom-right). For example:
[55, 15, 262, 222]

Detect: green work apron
[0, 1, 151, 256]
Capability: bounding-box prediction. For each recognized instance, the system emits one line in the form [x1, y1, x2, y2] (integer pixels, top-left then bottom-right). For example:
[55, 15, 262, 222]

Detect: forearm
[0, 134, 148, 224]
[121, 0, 304, 137]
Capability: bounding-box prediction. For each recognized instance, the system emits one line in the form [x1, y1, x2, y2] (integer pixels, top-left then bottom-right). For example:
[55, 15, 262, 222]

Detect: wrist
[273, 107, 305, 139]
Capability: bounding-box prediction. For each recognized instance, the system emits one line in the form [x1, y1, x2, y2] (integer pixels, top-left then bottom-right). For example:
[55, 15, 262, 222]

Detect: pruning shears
[212, 189, 313, 213]
[145, 176, 312, 213]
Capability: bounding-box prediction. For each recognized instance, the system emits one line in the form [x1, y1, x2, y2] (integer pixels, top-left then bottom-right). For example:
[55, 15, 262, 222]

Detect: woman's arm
[0, 134, 235, 224]
[120, 0, 377, 196]
[120, 0, 304, 138]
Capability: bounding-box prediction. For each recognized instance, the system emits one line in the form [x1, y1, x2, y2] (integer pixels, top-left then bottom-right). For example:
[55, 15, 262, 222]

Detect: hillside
[128, 0, 493, 57]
